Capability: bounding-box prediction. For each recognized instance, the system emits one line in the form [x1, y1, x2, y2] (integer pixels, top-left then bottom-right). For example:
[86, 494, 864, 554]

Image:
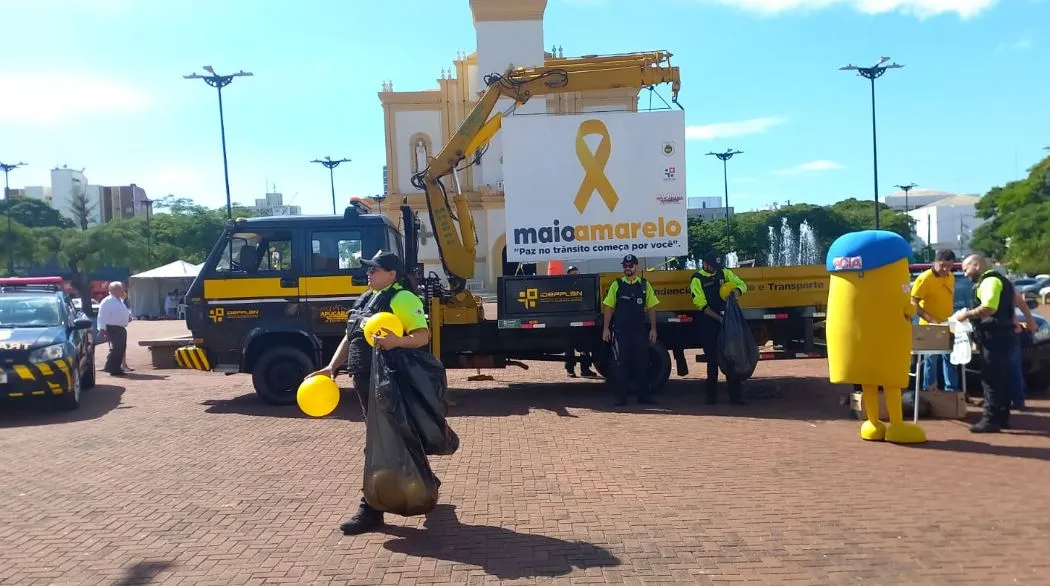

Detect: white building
[50, 166, 103, 228]
[687, 196, 733, 222]
[907, 194, 986, 256]
[22, 185, 53, 205]
[884, 187, 975, 213]
[378, 0, 669, 291]
[253, 191, 301, 216]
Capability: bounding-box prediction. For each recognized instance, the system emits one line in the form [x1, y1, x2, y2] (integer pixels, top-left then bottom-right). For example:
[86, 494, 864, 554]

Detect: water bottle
[949, 318, 972, 365]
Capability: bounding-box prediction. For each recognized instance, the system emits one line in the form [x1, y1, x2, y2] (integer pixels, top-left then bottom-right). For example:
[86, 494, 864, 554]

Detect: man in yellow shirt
[690, 251, 749, 404]
[601, 254, 659, 406]
[910, 249, 959, 392]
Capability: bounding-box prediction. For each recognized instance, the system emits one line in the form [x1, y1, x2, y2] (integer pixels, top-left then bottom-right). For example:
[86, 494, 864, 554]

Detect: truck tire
[592, 341, 672, 394]
[252, 347, 313, 406]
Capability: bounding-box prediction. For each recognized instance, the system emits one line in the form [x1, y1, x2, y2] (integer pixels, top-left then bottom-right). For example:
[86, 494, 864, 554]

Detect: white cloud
[691, 0, 998, 18]
[686, 116, 785, 140]
[996, 32, 1033, 52]
[773, 160, 844, 175]
[0, 73, 151, 125]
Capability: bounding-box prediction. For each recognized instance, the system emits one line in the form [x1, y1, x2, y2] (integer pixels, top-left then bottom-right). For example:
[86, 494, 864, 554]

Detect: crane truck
[177, 51, 831, 405]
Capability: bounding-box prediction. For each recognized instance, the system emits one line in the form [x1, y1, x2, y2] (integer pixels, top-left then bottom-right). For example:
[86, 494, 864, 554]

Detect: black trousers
[612, 327, 650, 399]
[698, 315, 742, 401]
[104, 326, 127, 373]
[565, 344, 592, 373]
[978, 332, 1017, 423]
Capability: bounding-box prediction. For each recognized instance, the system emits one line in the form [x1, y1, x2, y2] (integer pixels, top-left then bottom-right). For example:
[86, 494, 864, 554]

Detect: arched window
[409, 133, 433, 175]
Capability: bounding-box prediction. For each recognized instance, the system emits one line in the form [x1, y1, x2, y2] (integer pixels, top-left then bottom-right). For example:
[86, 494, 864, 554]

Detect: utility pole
[310, 156, 352, 214]
[894, 182, 917, 212]
[840, 57, 904, 230]
[184, 66, 253, 220]
[705, 148, 743, 255]
[1, 160, 27, 276]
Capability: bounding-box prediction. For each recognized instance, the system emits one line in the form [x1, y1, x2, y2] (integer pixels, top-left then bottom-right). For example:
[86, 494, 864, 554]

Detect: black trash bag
[383, 348, 460, 456]
[362, 349, 440, 517]
[717, 294, 759, 381]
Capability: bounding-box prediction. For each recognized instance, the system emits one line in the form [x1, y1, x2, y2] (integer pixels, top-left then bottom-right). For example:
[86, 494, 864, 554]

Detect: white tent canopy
[128, 260, 202, 317]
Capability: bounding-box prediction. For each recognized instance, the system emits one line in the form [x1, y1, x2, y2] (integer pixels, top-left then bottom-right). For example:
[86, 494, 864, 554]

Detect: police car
[0, 277, 97, 410]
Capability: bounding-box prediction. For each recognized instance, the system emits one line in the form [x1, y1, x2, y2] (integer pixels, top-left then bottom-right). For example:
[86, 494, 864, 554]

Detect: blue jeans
[922, 353, 960, 391]
[1010, 343, 1026, 408]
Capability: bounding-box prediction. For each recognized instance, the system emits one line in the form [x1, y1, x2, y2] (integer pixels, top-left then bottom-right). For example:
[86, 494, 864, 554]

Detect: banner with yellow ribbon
[502, 110, 688, 262]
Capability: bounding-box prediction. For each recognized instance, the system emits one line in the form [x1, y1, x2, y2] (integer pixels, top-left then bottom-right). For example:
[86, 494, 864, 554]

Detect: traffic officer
[306, 250, 432, 535]
[690, 251, 749, 405]
[953, 254, 1017, 433]
[601, 254, 659, 406]
[564, 266, 596, 378]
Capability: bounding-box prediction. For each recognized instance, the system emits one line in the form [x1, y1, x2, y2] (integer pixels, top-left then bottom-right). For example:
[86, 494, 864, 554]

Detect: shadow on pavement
[0, 384, 125, 428]
[112, 560, 175, 586]
[910, 439, 1050, 461]
[201, 389, 365, 422]
[445, 376, 855, 421]
[381, 504, 620, 580]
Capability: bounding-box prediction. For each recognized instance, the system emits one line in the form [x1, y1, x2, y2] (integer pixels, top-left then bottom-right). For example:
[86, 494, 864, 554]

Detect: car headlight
[29, 344, 66, 363]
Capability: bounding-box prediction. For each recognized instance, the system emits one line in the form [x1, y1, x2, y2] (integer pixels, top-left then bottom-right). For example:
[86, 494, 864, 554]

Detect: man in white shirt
[97, 281, 132, 376]
[164, 292, 177, 318]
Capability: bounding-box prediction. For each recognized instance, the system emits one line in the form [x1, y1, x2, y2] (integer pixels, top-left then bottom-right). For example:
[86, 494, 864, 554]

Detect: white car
[1040, 284, 1050, 304]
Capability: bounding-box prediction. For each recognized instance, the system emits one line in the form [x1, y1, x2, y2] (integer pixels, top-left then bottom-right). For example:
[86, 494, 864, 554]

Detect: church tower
[468, 0, 548, 189]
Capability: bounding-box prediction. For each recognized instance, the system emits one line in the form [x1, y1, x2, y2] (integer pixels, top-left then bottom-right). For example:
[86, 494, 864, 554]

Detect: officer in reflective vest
[601, 254, 660, 406]
[953, 254, 1018, 433]
[306, 249, 432, 535]
[690, 251, 749, 405]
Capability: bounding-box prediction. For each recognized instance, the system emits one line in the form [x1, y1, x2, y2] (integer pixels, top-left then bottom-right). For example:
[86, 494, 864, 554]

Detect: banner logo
[573, 119, 619, 214]
[518, 288, 539, 309]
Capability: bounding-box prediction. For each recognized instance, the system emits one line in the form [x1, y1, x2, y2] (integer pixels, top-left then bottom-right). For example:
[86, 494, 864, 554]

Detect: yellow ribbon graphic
[573, 119, 619, 214]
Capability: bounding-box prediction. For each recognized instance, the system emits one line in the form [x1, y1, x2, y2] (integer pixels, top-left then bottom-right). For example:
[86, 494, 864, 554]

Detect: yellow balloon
[296, 375, 340, 417]
[363, 312, 404, 346]
[719, 281, 740, 300]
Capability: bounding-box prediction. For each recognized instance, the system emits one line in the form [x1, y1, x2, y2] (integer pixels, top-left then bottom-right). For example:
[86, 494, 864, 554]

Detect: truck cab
[180, 204, 406, 404]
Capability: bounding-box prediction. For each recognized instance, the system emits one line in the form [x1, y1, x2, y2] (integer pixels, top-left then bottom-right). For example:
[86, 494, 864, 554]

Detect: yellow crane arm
[414, 50, 681, 293]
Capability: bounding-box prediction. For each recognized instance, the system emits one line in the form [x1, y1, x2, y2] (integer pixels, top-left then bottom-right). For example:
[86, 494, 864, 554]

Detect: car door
[199, 227, 304, 369]
[301, 228, 375, 343]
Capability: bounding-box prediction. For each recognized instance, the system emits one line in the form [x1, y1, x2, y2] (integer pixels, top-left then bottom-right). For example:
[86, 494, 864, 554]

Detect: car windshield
[0, 295, 64, 327]
[1013, 278, 1036, 287]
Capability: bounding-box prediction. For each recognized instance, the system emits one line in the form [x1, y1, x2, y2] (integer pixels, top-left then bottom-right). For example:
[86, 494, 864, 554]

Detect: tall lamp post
[705, 148, 743, 254]
[369, 194, 386, 214]
[840, 56, 904, 230]
[1, 160, 27, 276]
[310, 156, 352, 214]
[958, 213, 976, 256]
[894, 182, 917, 212]
[184, 66, 253, 220]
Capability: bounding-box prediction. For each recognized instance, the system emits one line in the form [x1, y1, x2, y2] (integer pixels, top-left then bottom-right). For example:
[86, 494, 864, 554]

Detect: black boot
[339, 499, 385, 535]
[995, 407, 1011, 430]
[969, 410, 1002, 434]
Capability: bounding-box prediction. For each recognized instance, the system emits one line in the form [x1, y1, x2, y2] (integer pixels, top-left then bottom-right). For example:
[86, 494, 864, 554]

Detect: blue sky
[1, 0, 1046, 215]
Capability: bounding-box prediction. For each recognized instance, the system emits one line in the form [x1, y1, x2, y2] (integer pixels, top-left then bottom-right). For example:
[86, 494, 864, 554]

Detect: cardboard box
[849, 388, 968, 421]
[912, 324, 952, 352]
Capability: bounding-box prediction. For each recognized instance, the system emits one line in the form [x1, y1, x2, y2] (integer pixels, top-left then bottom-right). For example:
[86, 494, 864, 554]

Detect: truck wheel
[252, 347, 313, 406]
[647, 341, 672, 393]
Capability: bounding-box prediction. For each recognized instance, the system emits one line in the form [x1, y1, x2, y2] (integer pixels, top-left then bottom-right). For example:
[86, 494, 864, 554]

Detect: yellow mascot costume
[826, 230, 926, 444]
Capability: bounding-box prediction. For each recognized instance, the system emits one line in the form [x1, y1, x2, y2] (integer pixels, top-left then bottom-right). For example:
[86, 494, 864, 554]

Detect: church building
[378, 0, 644, 294]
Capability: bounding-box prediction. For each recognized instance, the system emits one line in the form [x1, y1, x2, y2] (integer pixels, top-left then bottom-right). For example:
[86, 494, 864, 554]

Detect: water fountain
[767, 218, 821, 266]
[725, 251, 739, 268]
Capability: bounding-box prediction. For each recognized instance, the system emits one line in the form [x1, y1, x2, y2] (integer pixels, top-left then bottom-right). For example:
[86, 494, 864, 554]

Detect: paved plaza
[2, 320, 1049, 585]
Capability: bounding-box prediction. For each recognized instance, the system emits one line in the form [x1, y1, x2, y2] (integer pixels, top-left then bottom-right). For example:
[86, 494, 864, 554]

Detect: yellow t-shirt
[910, 269, 954, 324]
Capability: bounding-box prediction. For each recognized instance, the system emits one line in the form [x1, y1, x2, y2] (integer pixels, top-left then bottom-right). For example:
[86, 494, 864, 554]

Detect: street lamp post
[1, 160, 27, 276]
[705, 148, 743, 254]
[310, 156, 352, 214]
[894, 182, 918, 212]
[958, 213, 976, 256]
[840, 57, 904, 230]
[370, 194, 386, 214]
[184, 66, 253, 220]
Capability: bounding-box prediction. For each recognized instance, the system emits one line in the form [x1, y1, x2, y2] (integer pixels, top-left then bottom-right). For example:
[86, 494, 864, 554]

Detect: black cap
[702, 251, 721, 266]
[361, 250, 405, 273]
[622, 254, 639, 265]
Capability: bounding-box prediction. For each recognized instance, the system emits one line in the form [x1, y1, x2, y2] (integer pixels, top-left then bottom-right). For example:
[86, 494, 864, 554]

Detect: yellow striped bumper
[1, 358, 75, 399]
[175, 345, 212, 371]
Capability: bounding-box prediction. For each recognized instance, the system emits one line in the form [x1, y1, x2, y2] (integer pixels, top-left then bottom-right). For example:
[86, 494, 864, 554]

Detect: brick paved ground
[2, 321, 1049, 586]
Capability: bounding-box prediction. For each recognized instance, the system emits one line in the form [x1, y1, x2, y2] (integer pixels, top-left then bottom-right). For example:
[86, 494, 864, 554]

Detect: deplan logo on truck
[502, 110, 688, 262]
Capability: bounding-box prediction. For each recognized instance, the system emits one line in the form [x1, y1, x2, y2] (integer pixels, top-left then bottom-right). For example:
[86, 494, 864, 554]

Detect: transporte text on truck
[178, 51, 832, 405]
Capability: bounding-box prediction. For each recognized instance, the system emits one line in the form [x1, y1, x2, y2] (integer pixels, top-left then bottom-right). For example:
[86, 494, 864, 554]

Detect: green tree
[0, 198, 75, 229]
[69, 185, 97, 231]
[971, 156, 1050, 273]
[0, 219, 42, 276]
